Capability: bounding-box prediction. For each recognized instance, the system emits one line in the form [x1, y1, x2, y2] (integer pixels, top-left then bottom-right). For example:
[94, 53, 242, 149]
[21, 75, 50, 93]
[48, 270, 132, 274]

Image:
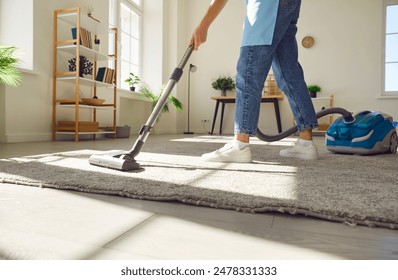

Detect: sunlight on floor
[0, 143, 300, 201]
[103, 213, 340, 260]
[170, 135, 297, 147]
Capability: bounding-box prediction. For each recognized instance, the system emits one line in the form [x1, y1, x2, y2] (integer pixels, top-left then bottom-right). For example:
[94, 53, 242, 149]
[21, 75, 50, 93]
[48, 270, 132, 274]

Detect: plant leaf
[139, 85, 183, 114]
[0, 46, 21, 87]
[169, 96, 183, 112]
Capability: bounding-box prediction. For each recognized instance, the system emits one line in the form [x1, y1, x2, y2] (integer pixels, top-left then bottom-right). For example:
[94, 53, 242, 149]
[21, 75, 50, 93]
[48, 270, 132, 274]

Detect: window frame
[110, 0, 142, 90]
[382, 0, 398, 96]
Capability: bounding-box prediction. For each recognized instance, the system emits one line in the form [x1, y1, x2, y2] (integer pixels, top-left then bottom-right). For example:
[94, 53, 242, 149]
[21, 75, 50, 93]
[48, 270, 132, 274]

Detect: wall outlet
[201, 119, 210, 123]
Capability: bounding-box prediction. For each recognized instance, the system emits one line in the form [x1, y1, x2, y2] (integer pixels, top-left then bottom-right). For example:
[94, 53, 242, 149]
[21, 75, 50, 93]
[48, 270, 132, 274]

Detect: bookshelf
[312, 95, 334, 133]
[52, 7, 118, 142]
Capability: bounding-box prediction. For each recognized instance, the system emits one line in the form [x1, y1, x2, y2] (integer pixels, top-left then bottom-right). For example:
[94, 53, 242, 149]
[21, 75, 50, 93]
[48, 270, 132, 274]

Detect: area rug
[1, 136, 398, 230]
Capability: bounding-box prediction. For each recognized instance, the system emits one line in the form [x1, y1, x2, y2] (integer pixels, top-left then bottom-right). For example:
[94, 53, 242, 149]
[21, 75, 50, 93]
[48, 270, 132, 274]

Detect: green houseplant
[139, 85, 183, 119]
[307, 84, 321, 98]
[0, 46, 21, 87]
[212, 75, 235, 96]
[124, 72, 141, 91]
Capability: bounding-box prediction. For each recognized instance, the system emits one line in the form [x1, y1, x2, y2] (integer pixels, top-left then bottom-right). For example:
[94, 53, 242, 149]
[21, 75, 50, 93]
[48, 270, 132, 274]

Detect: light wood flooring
[1, 134, 397, 260]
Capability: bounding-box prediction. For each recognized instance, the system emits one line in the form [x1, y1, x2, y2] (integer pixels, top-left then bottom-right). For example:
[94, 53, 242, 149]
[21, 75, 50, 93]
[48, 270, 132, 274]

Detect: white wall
[1, 0, 54, 142]
[0, 84, 5, 143]
[298, 0, 396, 115]
[1, 0, 397, 143]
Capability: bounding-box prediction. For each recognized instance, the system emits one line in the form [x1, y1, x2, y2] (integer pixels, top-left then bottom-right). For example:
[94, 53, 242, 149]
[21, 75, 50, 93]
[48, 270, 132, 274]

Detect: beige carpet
[1, 135, 397, 230]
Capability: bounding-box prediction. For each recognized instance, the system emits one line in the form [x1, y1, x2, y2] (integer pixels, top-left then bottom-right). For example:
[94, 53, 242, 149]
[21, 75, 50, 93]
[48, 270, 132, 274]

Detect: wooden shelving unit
[52, 7, 118, 142]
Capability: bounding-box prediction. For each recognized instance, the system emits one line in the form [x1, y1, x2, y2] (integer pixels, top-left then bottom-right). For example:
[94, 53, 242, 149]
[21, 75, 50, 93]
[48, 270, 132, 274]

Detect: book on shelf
[95, 67, 115, 84]
[71, 27, 92, 49]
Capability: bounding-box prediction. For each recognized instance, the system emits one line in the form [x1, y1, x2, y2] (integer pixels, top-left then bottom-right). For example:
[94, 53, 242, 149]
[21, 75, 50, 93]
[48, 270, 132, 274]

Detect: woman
[191, 0, 319, 162]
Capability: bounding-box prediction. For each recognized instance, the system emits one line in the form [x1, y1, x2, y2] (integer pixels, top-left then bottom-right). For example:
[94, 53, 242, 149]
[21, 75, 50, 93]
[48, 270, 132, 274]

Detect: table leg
[273, 99, 282, 133]
[210, 101, 220, 135]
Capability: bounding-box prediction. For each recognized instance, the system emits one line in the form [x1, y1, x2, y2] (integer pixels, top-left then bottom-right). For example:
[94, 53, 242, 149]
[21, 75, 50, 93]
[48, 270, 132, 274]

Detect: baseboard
[3, 132, 52, 143]
[150, 128, 179, 135]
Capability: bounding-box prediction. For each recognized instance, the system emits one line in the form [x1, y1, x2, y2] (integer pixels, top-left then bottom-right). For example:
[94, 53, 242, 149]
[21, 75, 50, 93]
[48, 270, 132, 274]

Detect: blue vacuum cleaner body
[325, 111, 398, 155]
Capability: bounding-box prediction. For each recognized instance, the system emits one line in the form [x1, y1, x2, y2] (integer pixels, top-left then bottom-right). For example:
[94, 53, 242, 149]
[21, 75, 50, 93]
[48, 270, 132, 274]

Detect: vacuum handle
[170, 45, 194, 83]
[178, 45, 194, 69]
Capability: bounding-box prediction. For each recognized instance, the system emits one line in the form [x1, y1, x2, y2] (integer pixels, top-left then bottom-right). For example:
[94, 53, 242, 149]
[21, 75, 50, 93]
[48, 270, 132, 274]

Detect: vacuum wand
[128, 46, 193, 158]
[89, 46, 194, 171]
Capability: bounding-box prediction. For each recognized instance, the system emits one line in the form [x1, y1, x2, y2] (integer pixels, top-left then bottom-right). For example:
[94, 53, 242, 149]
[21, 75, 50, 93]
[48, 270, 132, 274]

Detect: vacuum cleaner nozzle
[88, 154, 141, 171]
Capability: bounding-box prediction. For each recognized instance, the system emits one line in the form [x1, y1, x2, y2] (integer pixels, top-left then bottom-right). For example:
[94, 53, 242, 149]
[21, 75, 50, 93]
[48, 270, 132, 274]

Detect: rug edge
[2, 178, 397, 231]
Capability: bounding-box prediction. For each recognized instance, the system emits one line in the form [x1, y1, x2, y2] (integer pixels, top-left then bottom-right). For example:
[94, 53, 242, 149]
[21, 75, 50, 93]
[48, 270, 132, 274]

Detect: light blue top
[241, 0, 279, 47]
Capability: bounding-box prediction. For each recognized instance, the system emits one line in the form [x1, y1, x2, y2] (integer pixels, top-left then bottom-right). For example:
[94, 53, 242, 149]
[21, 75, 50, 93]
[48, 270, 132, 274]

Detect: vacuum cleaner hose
[256, 107, 355, 142]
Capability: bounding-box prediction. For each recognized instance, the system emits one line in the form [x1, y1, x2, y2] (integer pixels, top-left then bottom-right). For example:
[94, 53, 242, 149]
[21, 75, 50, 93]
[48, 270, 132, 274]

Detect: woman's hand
[190, 24, 209, 50]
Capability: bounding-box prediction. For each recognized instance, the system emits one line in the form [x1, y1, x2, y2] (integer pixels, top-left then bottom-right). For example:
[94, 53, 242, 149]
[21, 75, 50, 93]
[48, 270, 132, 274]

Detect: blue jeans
[235, 0, 318, 136]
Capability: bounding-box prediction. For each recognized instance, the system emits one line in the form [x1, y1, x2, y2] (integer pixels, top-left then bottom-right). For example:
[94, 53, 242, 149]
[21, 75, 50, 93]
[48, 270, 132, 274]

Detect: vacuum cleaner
[257, 108, 398, 155]
[89, 45, 397, 171]
[325, 111, 397, 155]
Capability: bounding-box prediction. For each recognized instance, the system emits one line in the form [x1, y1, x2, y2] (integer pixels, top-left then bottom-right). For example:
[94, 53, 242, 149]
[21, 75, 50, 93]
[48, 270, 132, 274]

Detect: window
[383, 0, 398, 94]
[0, 0, 33, 71]
[109, 0, 142, 90]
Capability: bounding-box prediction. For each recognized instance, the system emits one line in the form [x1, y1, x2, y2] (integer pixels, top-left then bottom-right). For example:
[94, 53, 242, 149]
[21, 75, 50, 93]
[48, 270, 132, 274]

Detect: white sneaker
[201, 140, 252, 163]
[279, 140, 319, 160]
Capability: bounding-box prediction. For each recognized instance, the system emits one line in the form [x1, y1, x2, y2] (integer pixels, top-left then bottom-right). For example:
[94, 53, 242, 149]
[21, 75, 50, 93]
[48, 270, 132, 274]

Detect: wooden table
[210, 95, 284, 135]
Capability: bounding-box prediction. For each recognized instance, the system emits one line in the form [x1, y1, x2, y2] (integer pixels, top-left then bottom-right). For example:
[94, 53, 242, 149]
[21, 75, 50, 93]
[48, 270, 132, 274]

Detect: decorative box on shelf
[263, 72, 284, 97]
[57, 121, 99, 132]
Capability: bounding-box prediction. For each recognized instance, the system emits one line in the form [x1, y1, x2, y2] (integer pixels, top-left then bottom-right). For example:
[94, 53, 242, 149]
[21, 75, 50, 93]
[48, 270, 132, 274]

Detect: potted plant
[212, 75, 235, 96]
[307, 84, 321, 98]
[125, 72, 141, 91]
[93, 37, 100, 52]
[139, 85, 183, 119]
[85, 5, 94, 17]
[0, 46, 21, 87]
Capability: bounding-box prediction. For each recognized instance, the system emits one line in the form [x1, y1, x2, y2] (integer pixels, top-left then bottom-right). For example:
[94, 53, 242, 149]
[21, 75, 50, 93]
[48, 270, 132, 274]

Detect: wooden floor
[1, 135, 398, 260]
